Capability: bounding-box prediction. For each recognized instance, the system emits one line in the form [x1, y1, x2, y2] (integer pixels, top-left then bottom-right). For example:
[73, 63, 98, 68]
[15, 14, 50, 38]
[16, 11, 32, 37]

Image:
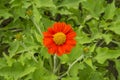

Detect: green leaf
[89, 44, 96, 53]
[69, 63, 80, 77]
[82, 0, 104, 19]
[32, 58, 53, 80]
[76, 29, 92, 44]
[59, 54, 69, 64]
[43, 74, 57, 80]
[0, 58, 7, 69]
[10, 0, 26, 21]
[79, 65, 93, 80]
[115, 8, 120, 20]
[22, 1, 32, 8]
[88, 71, 104, 80]
[95, 47, 120, 64]
[115, 60, 120, 80]
[86, 19, 104, 41]
[84, 58, 94, 69]
[104, 1, 116, 20]
[13, 7, 26, 18]
[41, 17, 54, 30]
[32, 69, 50, 80]
[33, 5, 42, 24]
[0, 9, 12, 19]
[18, 53, 31, 66]
[102, 34, 112, 44]
[0, 62, 36, 80]
[32, 69, 42, 80]
[8, 40, 20, 58]
[108, 21, 120, 35]
[19, 66, 36, 79]
[40, 46, 51, 59]
[56, 9, 72, 15]
[68, 44, 83, 62]
[3, 53, 15, 67]
[58, 0, 83, 9]
[34, 31, 43, 44]
[33, 0, 56, 8]
[62, 76, 79, 80]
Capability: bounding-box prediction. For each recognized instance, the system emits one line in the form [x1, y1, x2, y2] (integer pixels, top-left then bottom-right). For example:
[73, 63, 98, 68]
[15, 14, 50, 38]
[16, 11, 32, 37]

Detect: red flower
[43, 22, 76, 56]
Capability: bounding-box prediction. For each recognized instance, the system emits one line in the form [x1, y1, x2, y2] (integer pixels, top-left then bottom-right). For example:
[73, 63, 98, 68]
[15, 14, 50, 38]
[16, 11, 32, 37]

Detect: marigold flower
[43, 22, 76, 56]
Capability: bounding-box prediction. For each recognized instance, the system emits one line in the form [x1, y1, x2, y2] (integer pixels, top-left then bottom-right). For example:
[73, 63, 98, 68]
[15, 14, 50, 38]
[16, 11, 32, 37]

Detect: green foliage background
[0, 0, 120, 80]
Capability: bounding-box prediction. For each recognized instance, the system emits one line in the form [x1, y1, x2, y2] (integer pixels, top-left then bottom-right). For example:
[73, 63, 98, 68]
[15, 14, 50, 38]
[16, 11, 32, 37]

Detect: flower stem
[59, 54, 84, 79]
[53, 54, 57, 74]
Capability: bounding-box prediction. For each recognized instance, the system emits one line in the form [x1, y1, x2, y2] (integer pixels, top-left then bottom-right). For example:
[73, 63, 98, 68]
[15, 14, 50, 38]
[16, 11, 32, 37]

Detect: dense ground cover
[0, 0, 120, 80]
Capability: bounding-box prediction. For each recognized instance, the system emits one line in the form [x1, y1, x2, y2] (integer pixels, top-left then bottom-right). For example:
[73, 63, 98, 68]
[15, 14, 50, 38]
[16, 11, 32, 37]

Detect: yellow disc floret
[53, 32, 66, 45]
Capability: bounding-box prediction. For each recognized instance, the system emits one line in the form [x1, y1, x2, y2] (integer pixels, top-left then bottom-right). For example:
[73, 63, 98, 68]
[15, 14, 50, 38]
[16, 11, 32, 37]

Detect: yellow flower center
[53, 32, 66, 45]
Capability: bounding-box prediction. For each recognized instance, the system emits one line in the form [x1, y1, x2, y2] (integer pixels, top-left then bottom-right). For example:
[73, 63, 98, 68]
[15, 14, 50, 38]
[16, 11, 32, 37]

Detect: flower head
[43, 22, 76, 56]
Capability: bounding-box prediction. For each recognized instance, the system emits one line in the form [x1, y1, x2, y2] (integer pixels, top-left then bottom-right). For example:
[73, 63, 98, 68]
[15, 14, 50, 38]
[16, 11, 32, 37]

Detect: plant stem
[59, 54, 84, 79]
[49, 56, 53, 71]
[31, 19, 43, 37]
[53, 54, 57, 74]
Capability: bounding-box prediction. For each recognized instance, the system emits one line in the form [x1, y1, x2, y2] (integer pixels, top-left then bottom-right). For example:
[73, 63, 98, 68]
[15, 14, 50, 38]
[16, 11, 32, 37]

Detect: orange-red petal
[62, 25, 72, 34]
[47, 27, 55, 34]
[66, 39, 76, 46]
[64, 44, 73, 53]
[43, 32, 52, 38]
[48, 45, 57, 54]
[53, 22, 66, 32]
[66, 31, 76, 39]
[43, 38, 53, 47]
[57, 46, 65, 56]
